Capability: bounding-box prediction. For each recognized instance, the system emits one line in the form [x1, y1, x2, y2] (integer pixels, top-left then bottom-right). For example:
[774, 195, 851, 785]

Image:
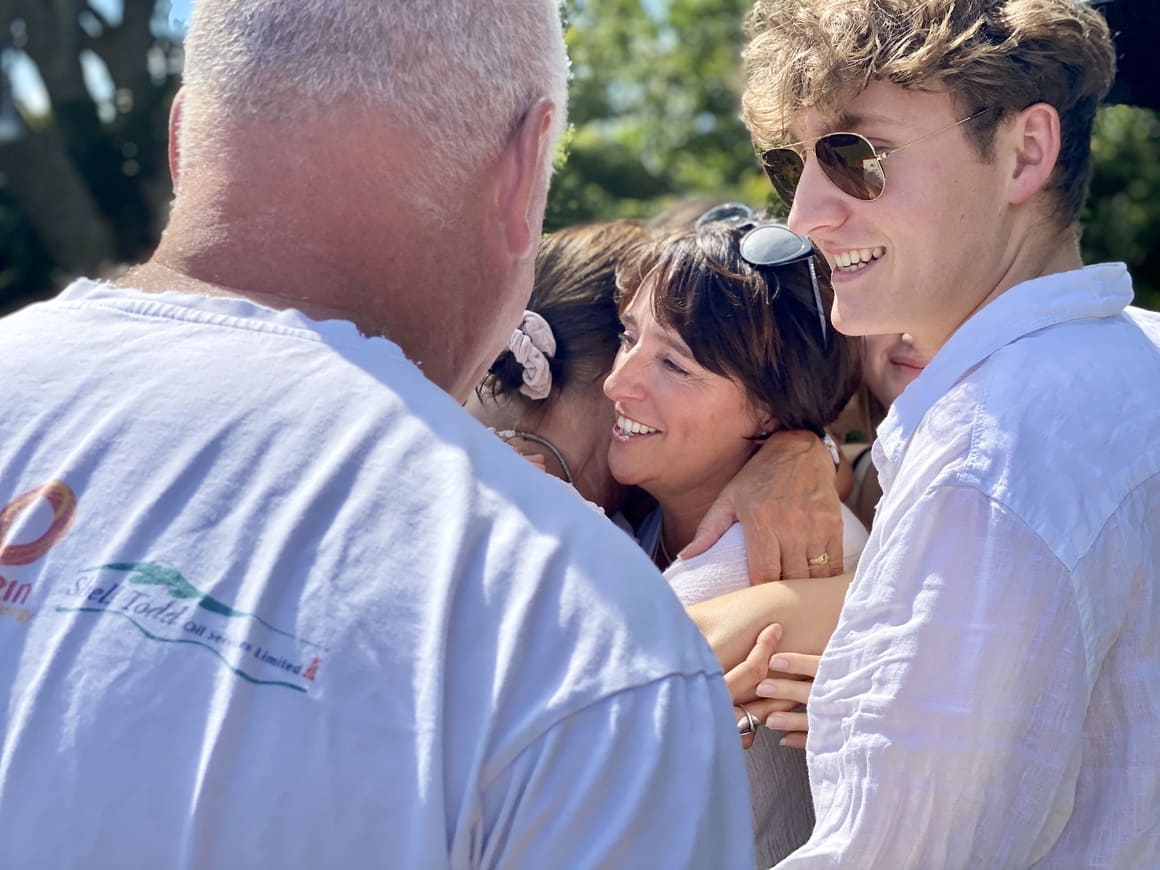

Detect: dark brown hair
[616, 224, 861, 437]
[481, 219, 653, 405]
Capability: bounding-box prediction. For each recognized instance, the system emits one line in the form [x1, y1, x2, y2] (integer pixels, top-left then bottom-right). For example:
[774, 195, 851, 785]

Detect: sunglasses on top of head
[695, 204, 828, 349]
[760, 107, 993, 205]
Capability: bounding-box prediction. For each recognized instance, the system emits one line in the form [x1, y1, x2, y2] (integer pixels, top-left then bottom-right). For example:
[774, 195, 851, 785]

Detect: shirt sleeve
[475, 672, 755, 869]
[779, 485, 1089, 868]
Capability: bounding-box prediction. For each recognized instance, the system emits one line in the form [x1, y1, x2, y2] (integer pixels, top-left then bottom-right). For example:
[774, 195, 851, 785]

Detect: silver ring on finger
[735, 703, 761, 736]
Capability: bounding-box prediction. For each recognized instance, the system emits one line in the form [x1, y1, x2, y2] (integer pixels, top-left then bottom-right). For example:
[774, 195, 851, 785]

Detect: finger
[765, 710, 809, 733]
[754, 677, 813, 706]
[769, 652, 821, 679]
[744, 696, 799, 718]
[780, 541, 809, 581]
[723, 623, 782, 701]
[734, 706, 758, 750]
[805, 539, 833, 579]
[826, 525, 845, 577]
[779, 731, 808, 750]
[740, 515, 782, 585]
[681, 495, 738, 560]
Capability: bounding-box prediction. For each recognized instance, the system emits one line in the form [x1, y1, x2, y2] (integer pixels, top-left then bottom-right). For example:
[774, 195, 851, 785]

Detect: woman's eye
[662, 357, 688, 376]
[617, 330, 636, 349]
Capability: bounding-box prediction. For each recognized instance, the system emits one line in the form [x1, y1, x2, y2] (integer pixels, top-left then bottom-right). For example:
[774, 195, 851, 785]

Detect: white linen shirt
[779, 264, 1160, 868]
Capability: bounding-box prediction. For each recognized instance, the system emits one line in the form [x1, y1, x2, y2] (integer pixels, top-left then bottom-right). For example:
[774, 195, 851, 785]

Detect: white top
[0, 281, 755, 869]
[654, 507, 868, 607]
[780, 264, 1160, 868]
[631, 508, 866, 867]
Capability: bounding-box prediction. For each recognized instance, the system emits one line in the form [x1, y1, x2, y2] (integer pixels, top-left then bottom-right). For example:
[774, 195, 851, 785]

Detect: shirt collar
[877, 263, 1133, 463]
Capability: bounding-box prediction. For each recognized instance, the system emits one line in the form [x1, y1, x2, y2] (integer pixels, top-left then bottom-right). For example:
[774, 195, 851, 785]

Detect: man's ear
[493, 98, 556, 259]
[168, 88, 186, 191]
[1005, 102, 1061, 207]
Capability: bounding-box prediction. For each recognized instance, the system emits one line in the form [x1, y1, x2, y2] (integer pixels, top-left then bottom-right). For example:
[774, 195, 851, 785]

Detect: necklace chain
[489, 428, 574, 485]
[657, 520, 674, 567]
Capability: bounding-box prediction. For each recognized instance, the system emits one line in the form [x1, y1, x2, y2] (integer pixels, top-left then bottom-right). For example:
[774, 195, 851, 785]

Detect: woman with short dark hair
[603, 215, 867, 866]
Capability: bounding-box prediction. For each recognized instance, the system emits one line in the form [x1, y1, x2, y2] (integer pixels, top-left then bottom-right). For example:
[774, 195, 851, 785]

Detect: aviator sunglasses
[695, 203, 827, 348]
[760, 108, 992, 205]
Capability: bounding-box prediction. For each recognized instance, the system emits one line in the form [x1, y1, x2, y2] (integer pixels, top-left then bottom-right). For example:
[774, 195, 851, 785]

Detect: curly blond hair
[742, 0, 1116, 224]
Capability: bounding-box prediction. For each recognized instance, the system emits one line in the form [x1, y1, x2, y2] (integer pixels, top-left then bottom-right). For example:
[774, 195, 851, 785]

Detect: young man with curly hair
[741, 1, 1160, 865]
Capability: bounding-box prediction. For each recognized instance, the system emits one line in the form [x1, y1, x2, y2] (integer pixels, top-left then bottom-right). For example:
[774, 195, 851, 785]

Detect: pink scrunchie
[507, 311, 557, 400]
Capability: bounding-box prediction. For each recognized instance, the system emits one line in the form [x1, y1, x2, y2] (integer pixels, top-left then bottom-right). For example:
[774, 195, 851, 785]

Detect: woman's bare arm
[687, 571, 854, 671]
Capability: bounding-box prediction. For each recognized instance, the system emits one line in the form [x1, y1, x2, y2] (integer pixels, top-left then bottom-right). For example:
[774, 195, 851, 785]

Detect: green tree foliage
[550, 0, 772, 229]
[1, 1, 1156, 314]
[0, 0, 181, 314]
[553, 0, 1160, 312]
[1083, 105, 1160, 309]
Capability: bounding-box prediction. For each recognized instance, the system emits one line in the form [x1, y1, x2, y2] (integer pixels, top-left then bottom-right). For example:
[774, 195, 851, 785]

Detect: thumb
[680, 495, 738, 559]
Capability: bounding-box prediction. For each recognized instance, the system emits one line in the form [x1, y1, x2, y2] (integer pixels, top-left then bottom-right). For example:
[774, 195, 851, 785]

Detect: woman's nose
[603, 348, 643, 403]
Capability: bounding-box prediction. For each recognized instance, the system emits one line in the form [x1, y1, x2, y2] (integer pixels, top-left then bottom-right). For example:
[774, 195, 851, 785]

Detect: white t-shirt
[0, 281, 754, 869]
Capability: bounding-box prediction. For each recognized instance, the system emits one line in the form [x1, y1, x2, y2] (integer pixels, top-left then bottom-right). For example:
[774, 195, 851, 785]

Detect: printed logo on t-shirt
[53, 560, 327, 693]
[3, 480, 326, 693]
[0, 480, 77, 624]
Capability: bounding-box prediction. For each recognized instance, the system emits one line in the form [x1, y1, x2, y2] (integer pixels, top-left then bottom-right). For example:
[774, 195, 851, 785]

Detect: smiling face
[784, 81, 1015, 353]
[861, 333, 932, 407]
[602, 280, 767, 507]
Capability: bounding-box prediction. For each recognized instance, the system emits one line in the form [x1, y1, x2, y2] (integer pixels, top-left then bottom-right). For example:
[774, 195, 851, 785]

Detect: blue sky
[170, 0, 193, 29]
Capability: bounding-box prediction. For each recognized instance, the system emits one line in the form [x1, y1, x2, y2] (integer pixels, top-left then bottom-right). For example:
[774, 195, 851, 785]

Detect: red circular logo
[0, 481, 78, 566]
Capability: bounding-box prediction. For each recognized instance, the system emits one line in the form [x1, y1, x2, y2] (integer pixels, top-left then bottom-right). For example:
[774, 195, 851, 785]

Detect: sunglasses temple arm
[807, 256, 828, 349]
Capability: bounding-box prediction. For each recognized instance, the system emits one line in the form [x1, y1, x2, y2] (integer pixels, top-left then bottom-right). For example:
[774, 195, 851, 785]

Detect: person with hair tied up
[0, 2, 759, 866]
[470, 219, 652, 523]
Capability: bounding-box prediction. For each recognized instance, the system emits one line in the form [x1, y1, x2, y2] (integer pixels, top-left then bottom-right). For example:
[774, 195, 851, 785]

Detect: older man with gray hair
[0, 1, 753, 866]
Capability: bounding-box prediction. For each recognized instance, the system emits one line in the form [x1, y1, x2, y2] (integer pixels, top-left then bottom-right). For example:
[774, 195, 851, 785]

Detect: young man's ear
[1005, 102, 1062, 206]
[493, 98, 556, 260]
[168, 88, 186, 191]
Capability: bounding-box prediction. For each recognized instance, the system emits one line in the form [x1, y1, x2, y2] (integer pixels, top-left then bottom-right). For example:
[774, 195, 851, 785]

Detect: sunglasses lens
[738, 224, 812, 266]
[695, 202, 756, 229]
[815, 133, 884, 201]
[761, 148, 803, 206]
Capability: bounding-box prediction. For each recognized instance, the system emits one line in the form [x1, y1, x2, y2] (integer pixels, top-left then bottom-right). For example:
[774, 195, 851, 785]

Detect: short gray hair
[180, 0, 569, 190]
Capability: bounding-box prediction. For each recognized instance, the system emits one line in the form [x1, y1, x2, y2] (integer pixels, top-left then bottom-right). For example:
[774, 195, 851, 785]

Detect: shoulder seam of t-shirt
[52, 296, 347, 344]
[49, 286, 400, 362]
[478, 670, 729, 789]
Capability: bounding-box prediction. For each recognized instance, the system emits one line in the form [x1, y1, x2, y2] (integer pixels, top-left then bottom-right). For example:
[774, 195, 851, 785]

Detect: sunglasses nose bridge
[791, 147, 842, 208]
[781, 156, 856, 245]
[770, 133, 885, 205]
